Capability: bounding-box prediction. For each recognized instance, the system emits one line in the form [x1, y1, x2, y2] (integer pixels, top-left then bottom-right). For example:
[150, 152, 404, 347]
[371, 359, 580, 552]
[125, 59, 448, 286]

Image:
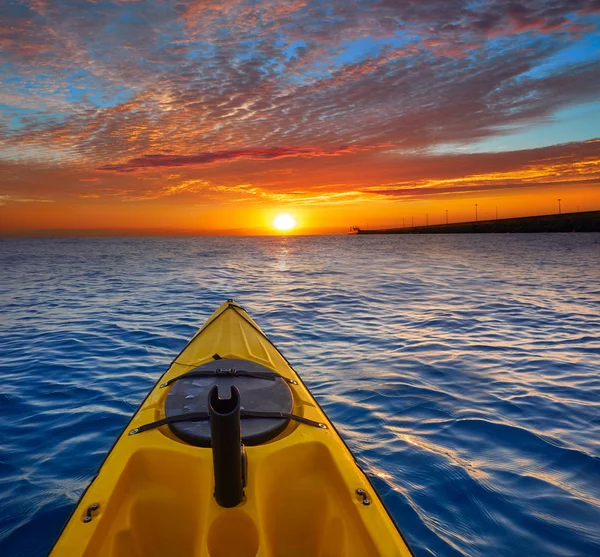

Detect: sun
[273, 213, 296, 232]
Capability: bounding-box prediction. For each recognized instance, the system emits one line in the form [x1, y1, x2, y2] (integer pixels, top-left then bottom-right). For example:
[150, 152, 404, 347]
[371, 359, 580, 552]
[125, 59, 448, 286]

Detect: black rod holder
[208, 385, 245, 507]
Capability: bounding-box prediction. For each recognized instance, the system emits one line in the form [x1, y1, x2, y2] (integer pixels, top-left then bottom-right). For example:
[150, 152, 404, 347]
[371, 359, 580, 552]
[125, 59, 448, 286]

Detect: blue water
[1, 235, 599, 557]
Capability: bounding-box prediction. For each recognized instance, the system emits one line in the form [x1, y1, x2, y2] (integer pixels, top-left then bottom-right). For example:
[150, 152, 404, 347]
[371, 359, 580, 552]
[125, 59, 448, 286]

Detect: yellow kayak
[50, 300, 414, 557]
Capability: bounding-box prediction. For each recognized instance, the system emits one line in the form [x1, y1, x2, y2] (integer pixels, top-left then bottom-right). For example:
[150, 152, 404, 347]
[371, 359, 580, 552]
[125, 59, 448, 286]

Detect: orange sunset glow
[1, 1, 599, 235]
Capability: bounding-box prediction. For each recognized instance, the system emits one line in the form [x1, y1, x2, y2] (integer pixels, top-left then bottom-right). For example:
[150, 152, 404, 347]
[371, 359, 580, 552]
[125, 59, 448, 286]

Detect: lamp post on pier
[557, 199, 562, 214]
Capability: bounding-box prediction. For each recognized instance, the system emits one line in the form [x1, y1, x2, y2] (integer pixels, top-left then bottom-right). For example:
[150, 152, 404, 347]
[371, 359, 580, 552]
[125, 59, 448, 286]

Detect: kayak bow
[50, 300, 414, 557]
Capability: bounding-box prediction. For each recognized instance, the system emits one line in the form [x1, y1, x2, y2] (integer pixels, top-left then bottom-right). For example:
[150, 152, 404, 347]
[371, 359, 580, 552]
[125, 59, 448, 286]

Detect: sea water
[1, 234, 599, 556]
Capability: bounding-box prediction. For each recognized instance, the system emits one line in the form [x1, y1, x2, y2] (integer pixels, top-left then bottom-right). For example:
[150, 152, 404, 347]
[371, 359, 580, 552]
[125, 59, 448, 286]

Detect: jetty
[352, 210, 600, 235]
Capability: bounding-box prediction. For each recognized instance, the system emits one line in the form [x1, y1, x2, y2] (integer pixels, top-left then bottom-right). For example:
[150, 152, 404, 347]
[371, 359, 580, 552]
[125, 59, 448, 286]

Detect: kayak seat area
[80, 440, 379, 557]
[254, 441, 379, 556]
[81, 448, 208, 557]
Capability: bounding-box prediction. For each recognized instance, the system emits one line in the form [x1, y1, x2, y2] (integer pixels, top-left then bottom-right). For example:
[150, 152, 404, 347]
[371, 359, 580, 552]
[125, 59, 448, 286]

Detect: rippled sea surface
[1, 235, 600, 557]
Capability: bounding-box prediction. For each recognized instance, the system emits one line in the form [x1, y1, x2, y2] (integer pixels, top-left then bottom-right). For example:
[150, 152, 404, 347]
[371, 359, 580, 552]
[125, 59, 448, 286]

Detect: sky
[1, 0, 599, 235]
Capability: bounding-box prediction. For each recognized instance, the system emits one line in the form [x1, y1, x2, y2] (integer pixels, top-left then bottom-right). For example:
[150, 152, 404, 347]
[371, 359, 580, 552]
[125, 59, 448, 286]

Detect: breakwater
[356, 210, 600, 234]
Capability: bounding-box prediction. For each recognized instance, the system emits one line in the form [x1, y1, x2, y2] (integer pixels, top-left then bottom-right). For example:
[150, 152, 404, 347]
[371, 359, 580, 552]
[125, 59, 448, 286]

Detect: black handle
[209, 385, 245, 507]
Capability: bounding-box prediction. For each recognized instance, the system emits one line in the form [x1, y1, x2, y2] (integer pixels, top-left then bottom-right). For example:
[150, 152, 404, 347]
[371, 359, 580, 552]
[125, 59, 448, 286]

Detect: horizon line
[2, 208, 599, 239]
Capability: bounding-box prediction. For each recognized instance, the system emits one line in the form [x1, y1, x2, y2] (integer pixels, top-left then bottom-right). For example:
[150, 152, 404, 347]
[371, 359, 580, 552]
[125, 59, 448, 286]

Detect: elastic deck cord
[129, 410, 327, 436]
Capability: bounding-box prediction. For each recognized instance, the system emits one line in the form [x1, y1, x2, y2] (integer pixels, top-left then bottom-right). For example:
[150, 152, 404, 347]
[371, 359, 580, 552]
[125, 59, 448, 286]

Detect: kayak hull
[49, 301, 413, 557]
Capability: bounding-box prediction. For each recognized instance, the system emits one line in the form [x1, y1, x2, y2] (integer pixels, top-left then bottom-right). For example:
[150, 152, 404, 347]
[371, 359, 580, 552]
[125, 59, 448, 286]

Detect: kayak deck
[50, 301, 413, 557]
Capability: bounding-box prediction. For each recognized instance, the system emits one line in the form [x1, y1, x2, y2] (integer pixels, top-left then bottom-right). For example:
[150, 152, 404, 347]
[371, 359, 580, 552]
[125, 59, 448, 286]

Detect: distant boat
[347, 226, 360, 235]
